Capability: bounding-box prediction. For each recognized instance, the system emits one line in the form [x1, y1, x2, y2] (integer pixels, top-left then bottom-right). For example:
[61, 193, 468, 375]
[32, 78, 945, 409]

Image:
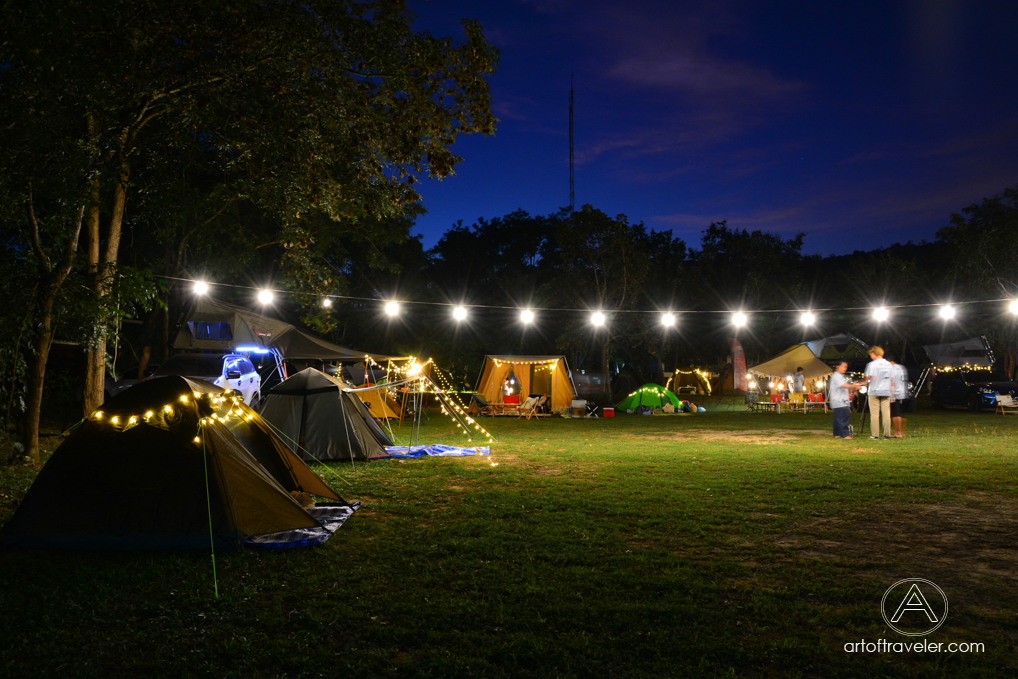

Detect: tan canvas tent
[749, 344, 833, 379]
[471, 356, 578, 413]
[357, 386, 403, 420]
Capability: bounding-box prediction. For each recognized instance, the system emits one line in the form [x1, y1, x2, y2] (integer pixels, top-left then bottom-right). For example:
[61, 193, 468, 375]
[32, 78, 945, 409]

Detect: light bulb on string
[873, 307, 889, 322]
[520, 309, 535, 324]
[322, 297, 332, 308]
[939, 305, 955, 320]
[384, 301, 400, 317]
[661, 313, 676, 328]
[452, 306, 468, 321]
[800, 311, 816, 326]
[1010, 299, 1018, 315]
[732, 312, 747, 328]
[591, 311, 606, 327]
[194, 281, 209, 296]
[257, 289, 274, 305]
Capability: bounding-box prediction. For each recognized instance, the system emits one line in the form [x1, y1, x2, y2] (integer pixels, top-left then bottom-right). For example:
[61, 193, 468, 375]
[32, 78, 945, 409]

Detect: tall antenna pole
[569, 73, 575, 212]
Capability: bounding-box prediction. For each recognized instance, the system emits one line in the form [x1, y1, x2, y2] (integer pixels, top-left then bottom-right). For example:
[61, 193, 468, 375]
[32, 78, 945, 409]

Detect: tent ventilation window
[189, 322, 233, 341]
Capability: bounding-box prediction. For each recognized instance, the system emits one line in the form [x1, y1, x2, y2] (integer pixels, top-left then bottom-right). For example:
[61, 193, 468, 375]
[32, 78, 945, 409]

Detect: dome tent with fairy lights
[0, 376, 355, 550]
[616, 384, 683, 412]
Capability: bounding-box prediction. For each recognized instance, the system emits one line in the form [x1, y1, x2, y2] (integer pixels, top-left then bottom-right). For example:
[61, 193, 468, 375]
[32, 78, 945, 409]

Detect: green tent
[617, 384, 682, 411]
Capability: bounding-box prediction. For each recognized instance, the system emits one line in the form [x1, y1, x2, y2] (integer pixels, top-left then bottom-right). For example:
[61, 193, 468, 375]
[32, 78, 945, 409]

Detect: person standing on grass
[858, 346, 894, 439]
[792, 367, 805, 395]
[888, 355, 909, 438]
[829, 360, 857, 438]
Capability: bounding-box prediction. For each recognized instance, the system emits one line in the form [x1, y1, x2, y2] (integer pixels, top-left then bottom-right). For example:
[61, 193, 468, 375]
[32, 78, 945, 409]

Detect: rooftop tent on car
[258, 368, 392, 462]
[0, 377, 350, 550]
[172, 297, 395, 361]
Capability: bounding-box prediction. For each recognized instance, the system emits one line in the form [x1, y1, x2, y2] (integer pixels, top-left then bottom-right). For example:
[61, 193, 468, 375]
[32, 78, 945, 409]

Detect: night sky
[409, 1, 1018, 256]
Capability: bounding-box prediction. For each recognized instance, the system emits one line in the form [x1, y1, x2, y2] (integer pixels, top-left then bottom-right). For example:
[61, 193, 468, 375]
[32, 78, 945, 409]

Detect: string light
[384, 301, 400, 317]
[591, 311, 606, 327]
[939, 305, 955, 320]
[1010, 300, 1018, 315]
[257, 289, 274, 305]
[193, 281, 209, 296]
[873, 307, 889, 321]
[322, 297, 332, 308]
[801, 311, 816, 326]
[520, 309, 534, 324]
[452, 306, 468, 321]
[661, 313, 676, 327]
[732, 312, 747, 328]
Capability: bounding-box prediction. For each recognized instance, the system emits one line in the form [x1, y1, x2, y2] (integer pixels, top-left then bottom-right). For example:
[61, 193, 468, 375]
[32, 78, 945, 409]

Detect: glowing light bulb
[1010, 299, 1018, 315]
[453, 306, 468, 321]
[164, 405, 172, 413]
[111, 416, 119, 424]
[384, 301, 400, 317]
[193, 280, 209, 296]
[144, 411, 154, 419]
[322, 297, 332, 308]
[180, 395, 189, 403]
[520, 309, 534, 324]
[801, 311, 816, 326]
[591, 311, 606, 327]
[873, 307, 889, 322]
[194, 436, 201, 444]
[939, 305, 955, 320]
[661, 313, 676, 327]
[732, 312, 747, 327]
[94, 411, 103, 420]
[257, 289, 274, 305]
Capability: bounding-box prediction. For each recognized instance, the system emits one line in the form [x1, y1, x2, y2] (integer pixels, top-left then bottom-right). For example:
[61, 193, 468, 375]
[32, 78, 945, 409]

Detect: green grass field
[2, 404, 1017, 678]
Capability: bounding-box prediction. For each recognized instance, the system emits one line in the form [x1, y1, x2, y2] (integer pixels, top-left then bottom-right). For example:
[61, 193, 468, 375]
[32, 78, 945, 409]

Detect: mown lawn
[2, 405, 1017, 678]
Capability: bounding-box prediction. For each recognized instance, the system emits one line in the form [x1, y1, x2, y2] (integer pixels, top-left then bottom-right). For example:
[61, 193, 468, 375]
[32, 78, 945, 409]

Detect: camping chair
[997, 394, 1018, 415]
[518, 395, 542, 420]
[787, 393, 805, 412]
[470, 393, 499, 417]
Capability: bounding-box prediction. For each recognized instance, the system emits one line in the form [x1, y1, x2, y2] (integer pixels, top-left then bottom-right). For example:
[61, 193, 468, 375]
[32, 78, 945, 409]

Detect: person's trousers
[833, 407, 851, 437]
[868, 394, 891, 438]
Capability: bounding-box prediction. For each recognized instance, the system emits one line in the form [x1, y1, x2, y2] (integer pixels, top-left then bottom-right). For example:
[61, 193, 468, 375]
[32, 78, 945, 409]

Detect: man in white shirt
[888, 356, 909, 438]
[828, 360, 856, 438]
[792, 367, 805, 394]
[858, 346, 894, 439]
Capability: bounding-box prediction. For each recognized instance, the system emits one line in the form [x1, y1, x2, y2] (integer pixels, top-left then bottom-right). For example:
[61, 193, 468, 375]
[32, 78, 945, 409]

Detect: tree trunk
[22, 294, 59, 463]
[81, 170, 128, 416]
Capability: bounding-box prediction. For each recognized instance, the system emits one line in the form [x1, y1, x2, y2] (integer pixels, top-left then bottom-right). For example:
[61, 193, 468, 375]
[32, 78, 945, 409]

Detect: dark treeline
[261, 194, 1018, 392]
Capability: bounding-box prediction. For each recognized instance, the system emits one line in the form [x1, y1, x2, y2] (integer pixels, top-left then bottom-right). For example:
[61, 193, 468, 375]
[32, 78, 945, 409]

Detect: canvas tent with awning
[750, 344, 833, 379]
[173, 298, 394, 361]
[471, 356, 578, 413]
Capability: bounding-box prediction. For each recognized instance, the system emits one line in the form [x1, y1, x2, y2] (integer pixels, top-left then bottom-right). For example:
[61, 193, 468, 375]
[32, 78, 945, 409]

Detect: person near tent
[792, 367, 805, 394]
[829, 360, 858, 438]
[857, 346, 894, 440]
[888, 355, 909, 438]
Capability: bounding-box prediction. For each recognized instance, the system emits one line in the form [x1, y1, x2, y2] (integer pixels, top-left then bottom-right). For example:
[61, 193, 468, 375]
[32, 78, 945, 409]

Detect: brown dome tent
[0, 377, 347, 550]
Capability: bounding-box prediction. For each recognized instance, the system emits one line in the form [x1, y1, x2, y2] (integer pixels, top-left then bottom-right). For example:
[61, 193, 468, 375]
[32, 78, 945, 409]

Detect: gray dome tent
[258, 369, 392, 462]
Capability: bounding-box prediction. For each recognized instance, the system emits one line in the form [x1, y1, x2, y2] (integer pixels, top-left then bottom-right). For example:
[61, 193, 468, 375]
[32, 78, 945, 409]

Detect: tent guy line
[161, 275, 1018, 319]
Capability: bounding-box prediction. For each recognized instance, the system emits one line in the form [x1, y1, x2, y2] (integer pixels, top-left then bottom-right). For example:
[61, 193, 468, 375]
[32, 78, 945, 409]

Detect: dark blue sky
[407, 0, 1018, 256]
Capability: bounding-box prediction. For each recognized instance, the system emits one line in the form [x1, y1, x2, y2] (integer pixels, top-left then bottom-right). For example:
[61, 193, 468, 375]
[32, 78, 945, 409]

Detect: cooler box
[602, 407, 614, 418]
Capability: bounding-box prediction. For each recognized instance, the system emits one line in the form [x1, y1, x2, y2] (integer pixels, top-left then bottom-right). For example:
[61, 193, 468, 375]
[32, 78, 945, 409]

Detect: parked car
[930, 369, 1017, 411]
[152, 353, 262, 405]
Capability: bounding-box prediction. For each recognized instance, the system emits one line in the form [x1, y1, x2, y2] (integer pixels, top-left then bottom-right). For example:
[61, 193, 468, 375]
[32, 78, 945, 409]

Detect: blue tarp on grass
[381, 444, 491, 459]
[244, 502, 360, 549]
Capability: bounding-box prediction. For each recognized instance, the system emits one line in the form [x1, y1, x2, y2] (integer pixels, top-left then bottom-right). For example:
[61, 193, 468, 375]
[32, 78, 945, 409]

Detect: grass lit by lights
[1, 403, 1016, 677]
